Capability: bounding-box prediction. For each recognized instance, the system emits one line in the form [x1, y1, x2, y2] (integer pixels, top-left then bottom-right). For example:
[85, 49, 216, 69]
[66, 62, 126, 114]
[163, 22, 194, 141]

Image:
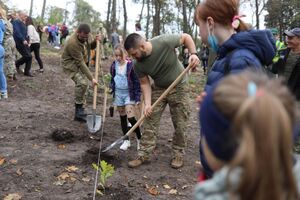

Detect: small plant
[92, 160, 115, 195]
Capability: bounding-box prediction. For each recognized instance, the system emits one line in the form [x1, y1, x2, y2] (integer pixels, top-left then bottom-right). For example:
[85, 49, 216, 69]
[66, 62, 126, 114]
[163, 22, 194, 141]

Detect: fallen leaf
[32, 144, 39, 149]
[53, 180, 66, 186]
[182, 185, 189, 190]
[4, 193, 22, 200]
[147, 186, 159, 196]
[10, 159, 18, 165]
[57, 172, 70, 180]
[169, 189, 178, 195]
[16, 168, 23, 176]
[65, 165, 78, 172]
[142, 175, 148, 179]
[82, 177, 91, 182]
[0, 156, 6, 165]
[163, 184, 171, 189]
[69, 176, 77, 182]
[58, 144, 66, 149]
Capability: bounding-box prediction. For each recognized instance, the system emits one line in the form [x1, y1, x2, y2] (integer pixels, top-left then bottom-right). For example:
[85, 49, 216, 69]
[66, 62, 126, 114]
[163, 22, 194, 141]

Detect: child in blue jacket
[110, 44, 142, 150]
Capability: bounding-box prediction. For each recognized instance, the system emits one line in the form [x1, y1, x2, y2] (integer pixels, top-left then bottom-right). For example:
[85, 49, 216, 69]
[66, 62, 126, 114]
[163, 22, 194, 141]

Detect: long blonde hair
[214, 71, 298, 200]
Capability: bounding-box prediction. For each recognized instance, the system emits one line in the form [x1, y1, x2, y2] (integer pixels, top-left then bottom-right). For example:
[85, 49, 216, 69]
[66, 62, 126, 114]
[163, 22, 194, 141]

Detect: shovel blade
[101, 138, 124, 152]
[87, 114, 102, 133]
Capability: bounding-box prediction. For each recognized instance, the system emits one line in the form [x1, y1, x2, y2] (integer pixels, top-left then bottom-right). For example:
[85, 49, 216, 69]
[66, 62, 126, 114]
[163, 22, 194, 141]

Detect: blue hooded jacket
[205, 29, 276, 92]
[200, 30, 276, 178]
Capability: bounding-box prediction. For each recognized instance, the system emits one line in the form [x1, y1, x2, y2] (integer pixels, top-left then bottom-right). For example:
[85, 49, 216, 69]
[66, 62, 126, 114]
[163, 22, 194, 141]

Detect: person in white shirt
[26, 17, 44, 73]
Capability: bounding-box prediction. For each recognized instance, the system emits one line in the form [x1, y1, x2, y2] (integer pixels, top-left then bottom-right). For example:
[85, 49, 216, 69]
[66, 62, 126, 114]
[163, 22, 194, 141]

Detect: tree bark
[182, 0, 188, 33]
[146, 0, 150, 39]
[29, 0, 34, 17]
[106, 0, 112, 32]
[41, 0, 46, 22]
[123, 0, 127, 40]
[111, 0, 117, 32]
[138, 0, 145, 23]
[152, 0, 161, 36]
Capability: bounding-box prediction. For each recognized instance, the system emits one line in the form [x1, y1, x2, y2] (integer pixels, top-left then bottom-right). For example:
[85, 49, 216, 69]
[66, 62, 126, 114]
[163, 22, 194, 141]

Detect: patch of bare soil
[0, 46, 205, 200]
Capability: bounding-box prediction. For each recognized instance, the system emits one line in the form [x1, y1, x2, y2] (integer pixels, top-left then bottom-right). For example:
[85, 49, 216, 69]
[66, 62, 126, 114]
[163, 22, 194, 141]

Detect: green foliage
[73, 0, 102, 29]
[92, 160, 115, 194]
[47, 6, 64, 25]
[265, 0, 300, 39]
[103, 73, 112, 87]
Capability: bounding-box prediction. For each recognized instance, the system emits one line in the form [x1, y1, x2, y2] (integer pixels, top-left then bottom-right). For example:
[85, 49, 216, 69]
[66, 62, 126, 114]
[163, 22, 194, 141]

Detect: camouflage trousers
[138, 81, 190, 159]
[294, 101, 300, 154]
[4, 37, 16, 76]
[71, 71, 89, 105]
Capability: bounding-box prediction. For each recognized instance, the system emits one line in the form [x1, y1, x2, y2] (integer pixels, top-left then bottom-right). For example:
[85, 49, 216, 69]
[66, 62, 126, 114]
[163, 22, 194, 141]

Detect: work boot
[171, 155, 184, 169]
[128, 156, 149, 168]
[74, 104, 87, 122]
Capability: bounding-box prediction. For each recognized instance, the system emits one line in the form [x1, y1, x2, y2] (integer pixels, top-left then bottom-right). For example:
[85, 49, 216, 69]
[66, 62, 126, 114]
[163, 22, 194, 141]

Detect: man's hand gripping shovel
[101, 63, 193, 152]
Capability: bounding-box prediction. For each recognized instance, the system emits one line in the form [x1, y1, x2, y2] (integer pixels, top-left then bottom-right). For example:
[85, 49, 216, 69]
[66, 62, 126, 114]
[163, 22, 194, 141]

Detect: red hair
[194, 0, 249, 32]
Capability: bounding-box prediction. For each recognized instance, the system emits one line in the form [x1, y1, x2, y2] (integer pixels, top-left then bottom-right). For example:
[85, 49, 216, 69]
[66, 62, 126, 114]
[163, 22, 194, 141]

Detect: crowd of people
[2, 0, 300, 198]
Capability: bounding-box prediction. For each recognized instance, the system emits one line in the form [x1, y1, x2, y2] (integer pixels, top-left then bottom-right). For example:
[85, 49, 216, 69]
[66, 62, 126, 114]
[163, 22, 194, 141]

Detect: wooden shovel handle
[125, 63, 193, 137]
[93, 40, 100, 110]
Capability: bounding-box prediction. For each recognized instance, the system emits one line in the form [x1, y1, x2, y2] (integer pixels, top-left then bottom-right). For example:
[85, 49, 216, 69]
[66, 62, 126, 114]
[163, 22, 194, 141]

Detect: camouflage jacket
[61, 33, 96, 80]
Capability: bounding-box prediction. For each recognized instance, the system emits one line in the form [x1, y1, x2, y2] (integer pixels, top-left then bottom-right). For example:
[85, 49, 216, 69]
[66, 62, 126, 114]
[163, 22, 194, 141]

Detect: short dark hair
[77, 23, 91, 34]
[124, 33, 144, 50]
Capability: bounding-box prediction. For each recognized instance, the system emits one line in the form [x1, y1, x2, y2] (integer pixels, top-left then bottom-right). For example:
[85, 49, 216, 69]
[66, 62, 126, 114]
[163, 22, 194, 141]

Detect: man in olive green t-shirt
[61, 24, 98, 122]
[124, 33, 200, 169]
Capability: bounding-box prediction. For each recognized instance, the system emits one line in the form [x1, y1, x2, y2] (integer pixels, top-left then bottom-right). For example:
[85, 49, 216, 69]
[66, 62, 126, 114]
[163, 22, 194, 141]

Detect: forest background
[2, 0, 300, 43]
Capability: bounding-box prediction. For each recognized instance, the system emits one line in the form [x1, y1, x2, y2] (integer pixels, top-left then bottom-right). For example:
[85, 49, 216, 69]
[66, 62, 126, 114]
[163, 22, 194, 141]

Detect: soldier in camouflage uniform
[124, 33, 200, 169]
[61, 24, 98, 122]
[4, 10, 16, 80]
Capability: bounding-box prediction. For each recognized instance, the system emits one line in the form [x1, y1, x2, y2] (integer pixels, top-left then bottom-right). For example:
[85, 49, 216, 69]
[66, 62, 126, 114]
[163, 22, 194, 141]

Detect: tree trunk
[106, 0, 112, 32]
[111, 0, 117, 32]
[138, 0, 145, 23]
[123, 0, 127, 40]
[146, 0, 150, 39]
[152, 0, 161, 36]
[255, 0, 259, 29]
[182, 0, 188, 33]
[29, 0, 34, 17]
[41, 0, 46, 23]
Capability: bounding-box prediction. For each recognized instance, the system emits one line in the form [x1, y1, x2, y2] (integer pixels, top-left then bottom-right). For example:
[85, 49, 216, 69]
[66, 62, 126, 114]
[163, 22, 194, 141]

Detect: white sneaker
[136, 139, 140, 150]
[1, 92, 8, 99]
[120, 140, 131, 151]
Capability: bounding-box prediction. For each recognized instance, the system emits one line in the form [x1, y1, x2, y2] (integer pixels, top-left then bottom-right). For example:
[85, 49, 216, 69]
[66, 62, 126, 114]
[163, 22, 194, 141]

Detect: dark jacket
[200, 29, 276, 178]
[110, 59, 141, 103]
[205, 29, 276, 92]
[273, 48, 300, 100]
[12, 19, 27, 44]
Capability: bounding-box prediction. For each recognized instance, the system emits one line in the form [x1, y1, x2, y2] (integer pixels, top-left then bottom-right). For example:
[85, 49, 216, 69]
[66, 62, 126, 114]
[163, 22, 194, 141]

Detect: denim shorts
[114, 89, 135, 106]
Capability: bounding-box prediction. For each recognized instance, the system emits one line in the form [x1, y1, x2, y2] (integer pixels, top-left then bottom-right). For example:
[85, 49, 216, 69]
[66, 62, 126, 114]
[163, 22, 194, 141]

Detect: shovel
[102, 63, 193, 152]
[87, 40, 101, 133]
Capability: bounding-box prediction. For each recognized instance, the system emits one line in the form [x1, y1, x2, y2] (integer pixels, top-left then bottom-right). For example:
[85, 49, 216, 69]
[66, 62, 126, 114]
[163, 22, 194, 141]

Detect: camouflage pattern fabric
[138, 81, 190, 159]
[294, 101, 300, 154]
[3, 19, 16, 77]
[4, 36, 16, 76]
[71, 70, 89, 105]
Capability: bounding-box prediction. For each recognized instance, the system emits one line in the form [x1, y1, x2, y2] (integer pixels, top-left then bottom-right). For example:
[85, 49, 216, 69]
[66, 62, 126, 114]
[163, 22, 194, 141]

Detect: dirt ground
[0, 46, 206, 200]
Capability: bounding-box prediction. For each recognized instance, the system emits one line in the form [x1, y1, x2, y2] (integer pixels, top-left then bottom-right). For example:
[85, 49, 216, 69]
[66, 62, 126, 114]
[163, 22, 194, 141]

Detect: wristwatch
[191, 52, 198, 56]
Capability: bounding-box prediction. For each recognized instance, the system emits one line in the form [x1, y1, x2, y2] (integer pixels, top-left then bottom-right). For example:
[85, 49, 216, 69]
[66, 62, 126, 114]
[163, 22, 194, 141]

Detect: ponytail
[230, 92, 297, 200]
